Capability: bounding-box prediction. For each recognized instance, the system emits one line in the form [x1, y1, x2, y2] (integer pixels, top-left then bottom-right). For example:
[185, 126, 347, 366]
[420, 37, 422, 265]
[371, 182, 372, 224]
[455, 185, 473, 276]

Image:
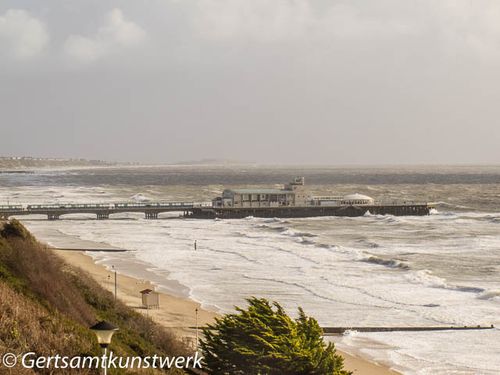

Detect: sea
[1, 165, 499, 375]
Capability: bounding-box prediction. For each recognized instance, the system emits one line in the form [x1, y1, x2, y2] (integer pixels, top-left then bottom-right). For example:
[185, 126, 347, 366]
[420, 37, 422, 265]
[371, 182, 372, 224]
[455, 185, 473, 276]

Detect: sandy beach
[52, 246, 400, 375]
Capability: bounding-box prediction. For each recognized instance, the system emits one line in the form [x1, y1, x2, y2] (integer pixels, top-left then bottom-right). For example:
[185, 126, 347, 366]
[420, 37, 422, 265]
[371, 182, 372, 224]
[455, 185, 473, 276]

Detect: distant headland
[0, 156, 119, 170]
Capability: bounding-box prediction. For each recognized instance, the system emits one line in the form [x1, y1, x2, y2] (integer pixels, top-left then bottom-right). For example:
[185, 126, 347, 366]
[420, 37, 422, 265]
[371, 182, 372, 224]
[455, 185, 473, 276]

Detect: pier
[0, 201, 432, 220]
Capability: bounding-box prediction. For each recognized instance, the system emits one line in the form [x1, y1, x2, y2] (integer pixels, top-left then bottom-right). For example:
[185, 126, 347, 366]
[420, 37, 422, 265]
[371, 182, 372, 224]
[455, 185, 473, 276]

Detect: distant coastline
[0, 156, 118, 170]
[0, 170, 35, 174]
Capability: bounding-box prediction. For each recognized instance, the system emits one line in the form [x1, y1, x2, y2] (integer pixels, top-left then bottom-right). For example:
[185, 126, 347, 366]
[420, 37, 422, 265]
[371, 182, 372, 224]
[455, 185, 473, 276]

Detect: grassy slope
[0, 220, 188, 374]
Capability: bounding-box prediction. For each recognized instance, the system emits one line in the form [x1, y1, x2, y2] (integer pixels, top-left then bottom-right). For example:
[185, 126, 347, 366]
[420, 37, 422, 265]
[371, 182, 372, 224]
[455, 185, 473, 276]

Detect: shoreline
[23, 220, 401, 374]
[47, 243, 400, 375]
[54, 249, 217, 340]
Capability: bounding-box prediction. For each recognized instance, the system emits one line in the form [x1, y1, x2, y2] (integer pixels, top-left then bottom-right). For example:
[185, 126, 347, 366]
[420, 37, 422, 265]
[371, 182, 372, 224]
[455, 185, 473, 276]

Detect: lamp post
[90, 321, 119, 375]
[112, 265, 117, 303]
[195, 308, 199, 351]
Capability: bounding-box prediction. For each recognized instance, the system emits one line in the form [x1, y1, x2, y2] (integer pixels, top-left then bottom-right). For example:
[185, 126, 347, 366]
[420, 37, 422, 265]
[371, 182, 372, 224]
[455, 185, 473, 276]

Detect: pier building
[212, 177, 309, 208]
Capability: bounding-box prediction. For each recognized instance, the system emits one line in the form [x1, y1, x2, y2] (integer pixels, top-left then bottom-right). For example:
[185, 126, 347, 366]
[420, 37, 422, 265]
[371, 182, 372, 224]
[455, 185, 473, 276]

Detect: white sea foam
[130, 193, 149, 202]
[6, 184, 500, 374]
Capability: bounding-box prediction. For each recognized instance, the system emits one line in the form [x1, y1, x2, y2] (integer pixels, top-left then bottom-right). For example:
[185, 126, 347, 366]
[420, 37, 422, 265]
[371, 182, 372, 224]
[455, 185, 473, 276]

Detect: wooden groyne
[321, 325, 495, 335]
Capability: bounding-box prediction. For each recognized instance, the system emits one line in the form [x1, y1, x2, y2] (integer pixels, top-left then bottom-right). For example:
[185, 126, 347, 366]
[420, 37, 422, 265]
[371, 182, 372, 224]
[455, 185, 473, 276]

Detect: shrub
[200, 297, 351, 375]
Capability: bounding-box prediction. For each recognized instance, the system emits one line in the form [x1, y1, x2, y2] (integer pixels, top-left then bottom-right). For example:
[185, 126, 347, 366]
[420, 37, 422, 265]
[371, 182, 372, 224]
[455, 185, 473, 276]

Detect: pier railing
[0, 201, 212, 220]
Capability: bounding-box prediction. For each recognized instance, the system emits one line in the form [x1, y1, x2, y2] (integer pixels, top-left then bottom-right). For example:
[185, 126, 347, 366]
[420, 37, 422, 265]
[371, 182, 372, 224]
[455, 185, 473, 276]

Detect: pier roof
[343, 193, 374, 200]
[226, 188, 288, 195]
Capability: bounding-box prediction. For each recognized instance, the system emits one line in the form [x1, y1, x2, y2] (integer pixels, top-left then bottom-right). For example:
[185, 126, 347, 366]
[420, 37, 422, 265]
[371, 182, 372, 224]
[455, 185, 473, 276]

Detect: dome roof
[343, 193, 374, 201]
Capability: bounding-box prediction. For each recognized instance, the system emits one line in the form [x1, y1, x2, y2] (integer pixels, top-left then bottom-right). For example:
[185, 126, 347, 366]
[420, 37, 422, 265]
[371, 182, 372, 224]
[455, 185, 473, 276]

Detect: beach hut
[140, 288, 160, 309]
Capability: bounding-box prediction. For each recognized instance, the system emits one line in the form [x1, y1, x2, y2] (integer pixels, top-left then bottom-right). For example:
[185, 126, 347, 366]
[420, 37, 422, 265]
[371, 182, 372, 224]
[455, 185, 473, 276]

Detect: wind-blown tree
[200, 297, 351, 375]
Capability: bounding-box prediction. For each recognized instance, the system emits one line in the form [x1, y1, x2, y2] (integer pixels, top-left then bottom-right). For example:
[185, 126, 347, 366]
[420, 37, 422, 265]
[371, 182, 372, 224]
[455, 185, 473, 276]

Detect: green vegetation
[200, 297, 351, 375]
[0, 219, 187, 374]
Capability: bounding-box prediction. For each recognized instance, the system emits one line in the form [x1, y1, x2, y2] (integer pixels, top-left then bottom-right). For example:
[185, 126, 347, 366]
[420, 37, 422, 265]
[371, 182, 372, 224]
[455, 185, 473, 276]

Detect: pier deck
[0, 202, 204, 220]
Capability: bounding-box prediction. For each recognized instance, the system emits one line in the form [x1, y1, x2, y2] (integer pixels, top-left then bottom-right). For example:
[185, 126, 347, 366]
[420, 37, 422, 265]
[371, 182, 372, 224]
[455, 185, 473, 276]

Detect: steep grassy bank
[0, 220, 188, 374]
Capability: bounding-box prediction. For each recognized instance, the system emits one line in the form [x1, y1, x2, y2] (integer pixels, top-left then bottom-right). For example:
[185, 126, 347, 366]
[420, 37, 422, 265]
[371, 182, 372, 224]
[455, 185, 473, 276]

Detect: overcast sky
[1, 1, 500, 164]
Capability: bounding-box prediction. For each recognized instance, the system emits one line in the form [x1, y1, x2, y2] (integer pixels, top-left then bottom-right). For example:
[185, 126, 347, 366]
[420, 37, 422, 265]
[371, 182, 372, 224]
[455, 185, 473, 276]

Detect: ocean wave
[204, 247, 261, 265]
[281, 229, 317, 238]
[430, 201, 473, 210]
[364, 214, 403, 224]
[239, 240, 323, 265]
[241, 274, 372, 308]
[406, 270, 485, 295]
[455, 286, 485, 293]
[355, 239, 380, 248]
[316, 243, 334, 249]
[361, 256, 410, 270]
[262, 218, 290, 224]
[435, 211, 458, 217]
[477, 290, 500, 300]
[131, 193, 150, 202]
[432, 211, 500, 223]
[254, 222, 321, 247]
[405, 269, 450, 289]
[300, 238, 316, 245]
[342, 329, 359, 336]
[255, 224, 288, 232]
[234, 231, 267, 239]
[484, 215, 500, 224]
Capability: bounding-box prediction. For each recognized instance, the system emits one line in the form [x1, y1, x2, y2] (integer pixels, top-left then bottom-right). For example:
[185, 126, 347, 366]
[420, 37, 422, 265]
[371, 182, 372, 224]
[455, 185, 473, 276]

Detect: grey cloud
[63, 8, 146, 64]
[1, 1, 500, 164]
[0, 9, 49, 59]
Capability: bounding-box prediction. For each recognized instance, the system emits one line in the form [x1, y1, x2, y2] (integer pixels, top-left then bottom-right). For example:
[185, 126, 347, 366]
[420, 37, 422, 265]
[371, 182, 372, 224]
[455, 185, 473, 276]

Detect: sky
[1, 0, 500, 165]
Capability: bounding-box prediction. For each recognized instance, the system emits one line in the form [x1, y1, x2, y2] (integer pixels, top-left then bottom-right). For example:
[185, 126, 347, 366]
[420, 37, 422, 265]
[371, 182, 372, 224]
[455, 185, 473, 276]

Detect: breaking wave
[356, 239, 380, 248]
[130, 193, 149, 202]
[430, 201, 474, 210]
[406, 269, 486, 295]
[361, 256, 410, 270]
[477, 290, 500, 300]
[281, 229, 317, 238]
